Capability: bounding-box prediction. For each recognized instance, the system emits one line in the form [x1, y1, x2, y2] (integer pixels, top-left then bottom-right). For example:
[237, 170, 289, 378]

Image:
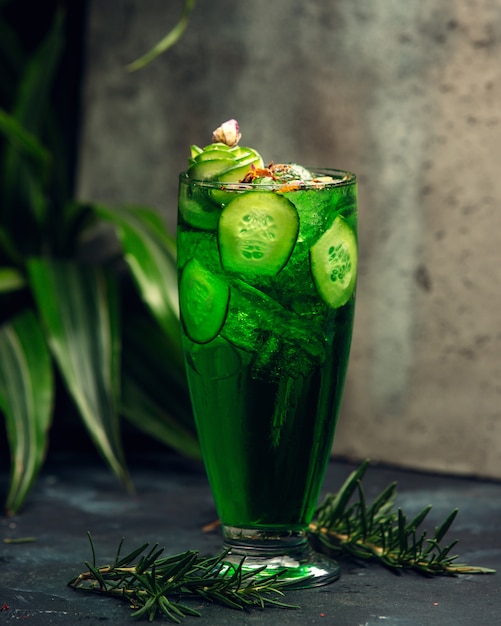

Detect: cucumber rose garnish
[187, 120, 263, 182]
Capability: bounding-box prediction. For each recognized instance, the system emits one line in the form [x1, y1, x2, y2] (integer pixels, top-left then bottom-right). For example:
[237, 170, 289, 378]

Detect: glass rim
[179, 167, 357, 190]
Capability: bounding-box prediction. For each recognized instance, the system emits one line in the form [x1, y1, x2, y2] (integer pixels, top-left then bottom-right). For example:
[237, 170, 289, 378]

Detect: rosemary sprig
[308, 460, 496, 576]
[69, 461, 495, 622]
[68, 535, 298, 623]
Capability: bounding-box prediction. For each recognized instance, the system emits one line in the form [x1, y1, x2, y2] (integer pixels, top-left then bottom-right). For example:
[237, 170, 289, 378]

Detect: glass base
[221, 526, 340, 588]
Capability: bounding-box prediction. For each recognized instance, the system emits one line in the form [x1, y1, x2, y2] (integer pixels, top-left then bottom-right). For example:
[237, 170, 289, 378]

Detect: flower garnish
[212, 119, 241, 147]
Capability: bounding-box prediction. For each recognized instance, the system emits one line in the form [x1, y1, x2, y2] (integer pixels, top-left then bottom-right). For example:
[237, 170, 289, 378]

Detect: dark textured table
[1, 450, 500, 625]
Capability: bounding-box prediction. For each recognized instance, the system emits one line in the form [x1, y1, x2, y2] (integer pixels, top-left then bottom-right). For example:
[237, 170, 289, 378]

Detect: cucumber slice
[178, 184, 220, 231]
[216, 157, 260, 183]
[206, 142, 233, 151]
[194, 148, 236, 162]
[218, 192, 299, 276]
[229, 146, 249, 158]
[234, 147, 264, 164]
[179, 258, 230, 344]
[208, 186, 235, 207]
[190, 144, 203, 158]
[210, 155, 264, 205]
[187, 158, 235, 180]
[310, 216, 357, 308]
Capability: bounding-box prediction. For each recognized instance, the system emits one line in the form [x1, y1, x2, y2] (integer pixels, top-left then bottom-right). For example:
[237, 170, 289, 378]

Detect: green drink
[177, 121, 357, 585]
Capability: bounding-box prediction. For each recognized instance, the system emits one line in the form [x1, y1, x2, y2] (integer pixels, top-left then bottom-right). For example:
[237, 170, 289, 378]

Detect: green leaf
[27, 258, 132, 491]
[126, 0, 197, 72]
[0, 266, 25, 293]
[0, 14, 23, 102]
[405, 505, 433, 535]
[9, 10, 64, 135]
[0, 225, 22, 264]
[120, 306, 198, 458]
[121, 373, 200, 460]
[317, 460, 370, 524]
[0, 12, 23, 62]
[122, 307, 187, 404]
[0, 107, 51, 176]
[433, 509, 458, 544]
[0, 309, 53, 514]
[94, 204, 183, 361]
[0, 108, 51, 229]
[1, 10, 64, 226]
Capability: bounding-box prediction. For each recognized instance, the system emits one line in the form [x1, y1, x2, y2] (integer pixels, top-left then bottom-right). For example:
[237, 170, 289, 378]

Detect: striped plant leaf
[0, 11, 23, 107]
[126, 0, 197, 72]
[0, 107, 50, 176]
[1, 10, 64, 226]
[27, 258, 132, 491]
[121, 373, 200, 460]
[0, 266, 25, 293]
[121, 307, 197, 456]
[94, 204, 183, 366]
[122, 308, 189, 415]
[7, 9, 64, 137]
[0, 224, 22, 265]
[0, 309, 53, 515]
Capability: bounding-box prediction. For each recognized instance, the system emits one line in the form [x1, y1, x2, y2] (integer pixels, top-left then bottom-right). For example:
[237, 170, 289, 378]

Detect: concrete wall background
[77, 0, 501, 478]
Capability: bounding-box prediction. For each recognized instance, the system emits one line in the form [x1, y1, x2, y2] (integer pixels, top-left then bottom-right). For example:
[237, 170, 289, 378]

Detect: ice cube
[221, 278, 326, 379]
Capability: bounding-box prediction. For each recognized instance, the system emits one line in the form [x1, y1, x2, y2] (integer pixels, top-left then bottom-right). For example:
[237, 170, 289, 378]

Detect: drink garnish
[311, 216, 358, 309]
[187, 121, 263, 182]
[188, 120, 334, 187]
[183, 120, 358, 310]
[218, 191, 299, 276]
[212, 119, 241, 147]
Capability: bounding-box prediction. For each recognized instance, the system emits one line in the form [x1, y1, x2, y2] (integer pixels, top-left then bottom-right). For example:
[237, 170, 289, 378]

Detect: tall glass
[177, 168, 357, 586]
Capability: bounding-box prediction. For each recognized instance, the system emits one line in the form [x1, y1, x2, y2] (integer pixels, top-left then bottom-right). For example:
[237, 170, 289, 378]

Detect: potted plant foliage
[0, 2, 198, 515]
